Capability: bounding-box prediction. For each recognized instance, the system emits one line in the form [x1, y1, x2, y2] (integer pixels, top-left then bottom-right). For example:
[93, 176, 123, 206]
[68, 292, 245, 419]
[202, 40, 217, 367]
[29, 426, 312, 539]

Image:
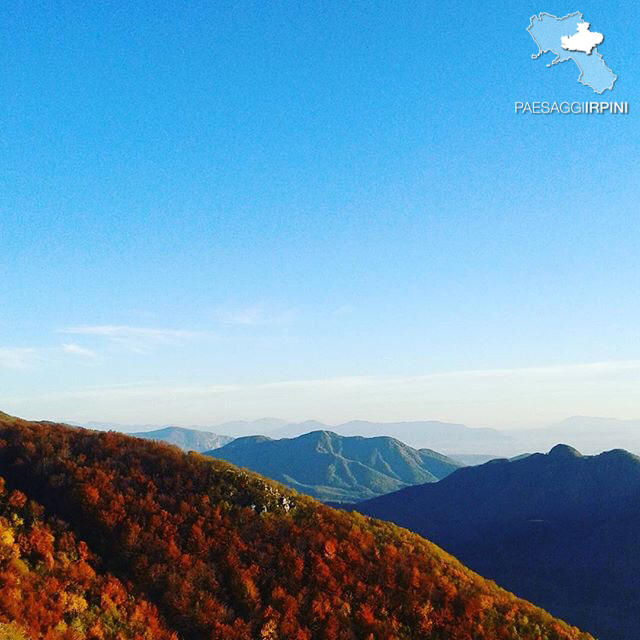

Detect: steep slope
[207, 430, 461, 502]
[0, 413, 592, 640]
[131, 426, 233, 452]
[351, 444, 640, 640]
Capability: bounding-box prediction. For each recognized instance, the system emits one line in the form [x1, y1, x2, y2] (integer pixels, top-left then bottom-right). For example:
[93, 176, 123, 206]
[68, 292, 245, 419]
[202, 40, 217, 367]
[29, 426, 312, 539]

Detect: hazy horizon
[3, 360, 640, 429]
[54, 413, 640, 459]
[50, 412, 640, 436]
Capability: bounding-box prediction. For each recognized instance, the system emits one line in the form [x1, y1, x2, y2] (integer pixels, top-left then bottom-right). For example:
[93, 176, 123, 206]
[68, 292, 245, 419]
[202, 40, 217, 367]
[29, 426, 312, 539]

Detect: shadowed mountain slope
[350, 444, 640, 640]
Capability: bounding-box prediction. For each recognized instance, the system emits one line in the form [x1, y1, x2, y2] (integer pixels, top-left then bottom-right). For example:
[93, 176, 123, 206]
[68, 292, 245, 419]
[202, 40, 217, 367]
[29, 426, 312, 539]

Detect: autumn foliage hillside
[0, 413, 592, 640]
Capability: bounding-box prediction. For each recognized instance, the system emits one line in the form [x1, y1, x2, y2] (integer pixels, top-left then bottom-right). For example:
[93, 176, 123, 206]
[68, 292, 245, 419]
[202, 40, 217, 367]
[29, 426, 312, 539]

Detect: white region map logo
[560, 22, 603, 55]
[527, 12, 616, 93]
[515, 12, 628, 116]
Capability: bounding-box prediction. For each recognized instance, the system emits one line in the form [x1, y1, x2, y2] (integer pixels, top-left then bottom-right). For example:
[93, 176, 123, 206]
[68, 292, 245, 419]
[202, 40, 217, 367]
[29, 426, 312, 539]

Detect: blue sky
[1, 1, 639, 427]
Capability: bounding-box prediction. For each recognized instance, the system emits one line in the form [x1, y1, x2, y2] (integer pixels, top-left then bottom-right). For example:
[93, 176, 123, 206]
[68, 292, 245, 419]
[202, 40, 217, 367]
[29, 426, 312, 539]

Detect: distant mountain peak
[268, 418, 514, 454]
[299, 429, 335, 439]
[548, 443, 583, 459]
[131, 426, 233, 452]
[208, 429, 461, 502]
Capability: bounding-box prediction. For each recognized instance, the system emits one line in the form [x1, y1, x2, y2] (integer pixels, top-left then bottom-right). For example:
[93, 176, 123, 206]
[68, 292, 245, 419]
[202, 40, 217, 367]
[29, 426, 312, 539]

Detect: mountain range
[80, 415, 640, 457]
[131, 426, 233, 452]
[265, 420, 513, 454]
[349, 444, 640, 640]
[76, 418, 287, 438]
[0, 411, 591, 639]
[207, 430, 461, 502]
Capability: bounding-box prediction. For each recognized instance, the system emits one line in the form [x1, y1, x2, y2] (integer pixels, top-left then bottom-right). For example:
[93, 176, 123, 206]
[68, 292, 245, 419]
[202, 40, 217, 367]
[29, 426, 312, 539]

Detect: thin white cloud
[61, 343, 97, 358]
[10, 382, 242, 402]
[385, 360, 640, 383]
[59, 325, 202, 354]
[214, 304, 297, 327]
[60, 325, 199, 340]
[0, 347, 43, 370]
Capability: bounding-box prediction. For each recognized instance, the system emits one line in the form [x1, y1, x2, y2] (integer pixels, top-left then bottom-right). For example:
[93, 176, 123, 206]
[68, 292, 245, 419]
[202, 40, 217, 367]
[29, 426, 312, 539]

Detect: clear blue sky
[1, 1, 639, 427]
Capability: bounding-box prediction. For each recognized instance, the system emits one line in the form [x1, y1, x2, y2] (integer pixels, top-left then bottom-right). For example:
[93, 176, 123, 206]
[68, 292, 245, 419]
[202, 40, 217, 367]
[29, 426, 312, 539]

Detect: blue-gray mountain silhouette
[206, 430, 460, 502]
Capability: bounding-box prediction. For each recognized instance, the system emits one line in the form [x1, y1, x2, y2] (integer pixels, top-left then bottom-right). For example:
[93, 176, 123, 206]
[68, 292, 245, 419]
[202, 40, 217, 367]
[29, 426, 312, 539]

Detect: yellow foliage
[64, 592, 89, 613]
[0, 526, 15, 546]
[260, 618, 279, 640]
[0, 622, 29, 640]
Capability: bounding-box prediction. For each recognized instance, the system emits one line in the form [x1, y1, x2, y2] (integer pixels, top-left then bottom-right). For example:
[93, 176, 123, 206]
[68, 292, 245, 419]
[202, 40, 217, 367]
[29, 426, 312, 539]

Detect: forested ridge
[0, 412, 592, 640]
[206, 430, 460, 502]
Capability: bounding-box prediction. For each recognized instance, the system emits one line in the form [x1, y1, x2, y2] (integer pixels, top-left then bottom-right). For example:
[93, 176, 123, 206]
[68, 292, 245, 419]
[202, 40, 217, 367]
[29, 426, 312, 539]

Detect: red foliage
[0, 471, 176, 639]
[0, 414, 593, 640]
